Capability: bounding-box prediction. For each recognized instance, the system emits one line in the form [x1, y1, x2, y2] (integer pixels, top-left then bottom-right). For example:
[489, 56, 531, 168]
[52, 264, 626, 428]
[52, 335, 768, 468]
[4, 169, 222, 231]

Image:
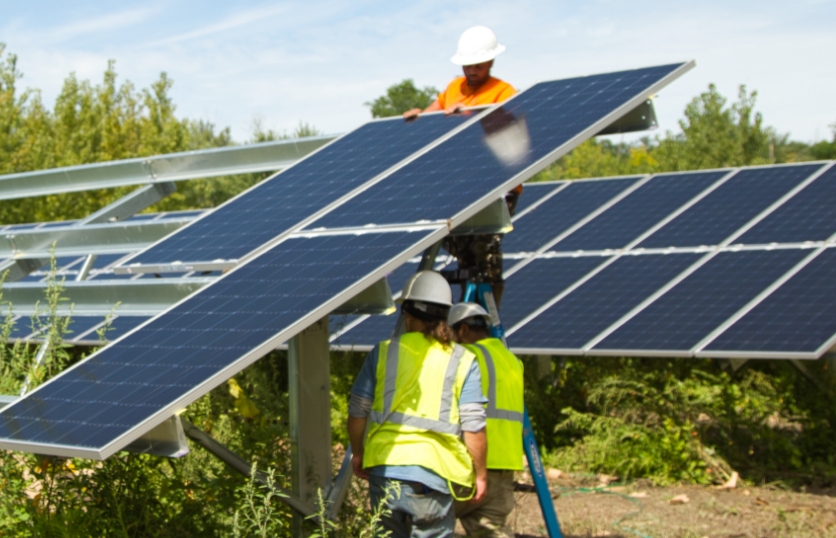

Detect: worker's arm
[403, 99, 443, 120]
[463, 428, 488, 503]
[459, 359, 489, 503]
[348, 415, 369, 480]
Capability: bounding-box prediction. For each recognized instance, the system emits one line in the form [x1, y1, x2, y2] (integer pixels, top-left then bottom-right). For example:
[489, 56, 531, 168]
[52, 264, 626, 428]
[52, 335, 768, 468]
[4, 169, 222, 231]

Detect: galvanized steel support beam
[80, 182, 177, 224]
[288, 317, 332, 535]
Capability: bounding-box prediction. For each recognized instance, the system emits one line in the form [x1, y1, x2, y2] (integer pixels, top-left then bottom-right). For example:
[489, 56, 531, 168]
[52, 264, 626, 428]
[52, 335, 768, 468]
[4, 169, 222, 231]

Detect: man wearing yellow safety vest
[348, 271, 489, 537]
[403, 26, 522, 308]
[449, 303, 524, 538]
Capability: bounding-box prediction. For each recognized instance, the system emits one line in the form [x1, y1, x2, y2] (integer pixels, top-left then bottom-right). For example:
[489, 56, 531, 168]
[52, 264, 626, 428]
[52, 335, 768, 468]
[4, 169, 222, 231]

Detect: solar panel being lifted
[0, 62, 695, 458]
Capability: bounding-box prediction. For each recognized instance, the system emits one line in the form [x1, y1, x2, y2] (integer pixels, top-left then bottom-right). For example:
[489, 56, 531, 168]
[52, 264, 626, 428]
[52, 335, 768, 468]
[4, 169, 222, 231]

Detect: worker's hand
[351, 452, 369, 480]
[470, 474, 488, 504]
[444, 104, 464, 115]
[403, 108, 422, 121]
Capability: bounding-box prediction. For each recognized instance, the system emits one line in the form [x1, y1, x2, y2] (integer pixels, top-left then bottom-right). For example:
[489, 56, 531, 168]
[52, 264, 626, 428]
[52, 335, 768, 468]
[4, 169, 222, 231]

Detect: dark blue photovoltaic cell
[0, 230, 432, 449]
[705, 247, 836, 353]
[308, 63, 687, 229]
[638, 164, 824, 249]
[509, 253, 700, 349]
[124, 115, 467, 266]
[502, 257, 605, 330]
[553, 171, 728, 252]
[595, 249, 809, 352]
[736, 165, 836, 244]
[512, 182, 565, 215]
[503, 178, 642, 253]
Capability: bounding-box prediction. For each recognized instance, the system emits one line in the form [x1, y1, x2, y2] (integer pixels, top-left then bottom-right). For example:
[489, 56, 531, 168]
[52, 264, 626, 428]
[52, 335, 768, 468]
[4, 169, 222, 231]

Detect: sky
[2, 0, 835, 144]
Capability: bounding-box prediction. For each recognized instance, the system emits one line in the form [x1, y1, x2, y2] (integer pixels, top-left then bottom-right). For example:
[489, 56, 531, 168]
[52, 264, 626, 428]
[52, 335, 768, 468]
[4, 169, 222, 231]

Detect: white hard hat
[451, 26, 506, 66]
[448, 302, 491, 327]
[400, 271, 453, 307]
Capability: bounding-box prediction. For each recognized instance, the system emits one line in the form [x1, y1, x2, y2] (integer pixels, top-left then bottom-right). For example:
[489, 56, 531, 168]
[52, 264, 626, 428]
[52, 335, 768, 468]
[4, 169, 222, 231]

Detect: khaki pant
[454, 470, 515, 538]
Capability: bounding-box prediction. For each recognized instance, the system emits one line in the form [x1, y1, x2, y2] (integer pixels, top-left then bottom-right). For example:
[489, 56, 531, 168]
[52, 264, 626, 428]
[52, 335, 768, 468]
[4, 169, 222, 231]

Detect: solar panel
[637, 163, 825, 249]
[502, 177, 644, 253]
[0, 227, 444, 456]
[119, 114, 471, 268]
[507, 252, 701, 352]
[552, 171, 729, 252]
[735, 163, 836, 244]
[593, 249, 812, 354]
[700, 246, 836, 357]
[305, 63, 690, 230]
[0, 62, 695, 458]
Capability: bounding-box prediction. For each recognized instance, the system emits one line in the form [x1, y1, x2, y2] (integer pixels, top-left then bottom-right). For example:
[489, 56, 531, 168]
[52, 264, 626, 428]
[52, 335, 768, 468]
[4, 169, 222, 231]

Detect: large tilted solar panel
[118, 114, 471, 268]
[336, 161, 836, 359]
[0, 62, 695, 458]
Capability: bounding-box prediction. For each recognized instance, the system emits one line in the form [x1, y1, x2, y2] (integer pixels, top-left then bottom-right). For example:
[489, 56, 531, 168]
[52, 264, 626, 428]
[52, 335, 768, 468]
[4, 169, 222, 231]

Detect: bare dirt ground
[455, 475, 836, 538]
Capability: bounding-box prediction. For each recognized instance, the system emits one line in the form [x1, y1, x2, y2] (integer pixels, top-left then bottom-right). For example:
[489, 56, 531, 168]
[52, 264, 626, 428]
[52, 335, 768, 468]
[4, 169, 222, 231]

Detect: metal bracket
[597, 99, 658, 135]
[332, 278, 395, 315]
[123, 415, 189, 458]
[449, 197, 513, 236]
[115, 260, 237, 275]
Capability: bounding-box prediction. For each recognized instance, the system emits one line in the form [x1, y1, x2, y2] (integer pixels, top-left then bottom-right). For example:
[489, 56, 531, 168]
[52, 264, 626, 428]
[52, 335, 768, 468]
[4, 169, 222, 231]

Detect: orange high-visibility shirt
[437, 76, 516, 109]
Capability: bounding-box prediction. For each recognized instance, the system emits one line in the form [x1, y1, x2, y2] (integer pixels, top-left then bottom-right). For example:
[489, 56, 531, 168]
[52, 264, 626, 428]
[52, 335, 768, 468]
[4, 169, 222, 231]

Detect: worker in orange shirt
[404, 26, 522, 307]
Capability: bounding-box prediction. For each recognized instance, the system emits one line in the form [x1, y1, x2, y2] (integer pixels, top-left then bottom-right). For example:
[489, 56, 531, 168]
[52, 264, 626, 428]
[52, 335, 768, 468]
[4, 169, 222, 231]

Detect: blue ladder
[462, 281, 563, 538]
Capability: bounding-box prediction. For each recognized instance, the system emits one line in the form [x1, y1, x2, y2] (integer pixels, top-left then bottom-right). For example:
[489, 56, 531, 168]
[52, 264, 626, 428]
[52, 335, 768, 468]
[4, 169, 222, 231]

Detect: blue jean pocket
[404, 491, 449, 525]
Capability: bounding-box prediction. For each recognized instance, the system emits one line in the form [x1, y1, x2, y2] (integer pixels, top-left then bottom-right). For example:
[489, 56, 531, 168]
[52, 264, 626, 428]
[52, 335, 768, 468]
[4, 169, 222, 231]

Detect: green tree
[651, 84, 778, 171]
[365, 79, 439, 118]
[809, 123, 836, 160]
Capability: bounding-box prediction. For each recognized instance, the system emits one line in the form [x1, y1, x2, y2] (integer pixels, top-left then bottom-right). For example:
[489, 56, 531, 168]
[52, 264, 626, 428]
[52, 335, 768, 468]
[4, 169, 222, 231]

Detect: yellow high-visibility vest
[466, 338, 524, 471]
[364, 333, 477, 488]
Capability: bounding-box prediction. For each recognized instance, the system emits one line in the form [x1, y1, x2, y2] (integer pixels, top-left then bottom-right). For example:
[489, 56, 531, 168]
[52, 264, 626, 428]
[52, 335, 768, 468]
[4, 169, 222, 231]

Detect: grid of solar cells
[501, 257, 605, 329]
[509, 253, 701, 350]
[306, 63, 688, 229]
[0, 229, 436, 450]
[637, 164, 824, 249]
[736, 164, 836, 245]
[552, 171, 728, 252]
[123, 115, 468, 266]
[594, 249, 810, 352]
[704, 247, 836, 354]
[502, 178, 643, 253]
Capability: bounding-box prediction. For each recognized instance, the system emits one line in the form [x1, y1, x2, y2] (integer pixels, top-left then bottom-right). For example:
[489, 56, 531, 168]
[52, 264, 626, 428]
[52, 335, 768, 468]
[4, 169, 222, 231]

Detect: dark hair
[421, 318, 456, 347]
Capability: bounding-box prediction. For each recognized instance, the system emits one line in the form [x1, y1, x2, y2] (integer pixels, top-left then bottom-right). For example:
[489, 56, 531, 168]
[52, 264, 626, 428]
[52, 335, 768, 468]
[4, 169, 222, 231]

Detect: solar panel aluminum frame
[0, 225, 450, 460]
[112, 109, 491, 276]
[0, 62, 698, 460]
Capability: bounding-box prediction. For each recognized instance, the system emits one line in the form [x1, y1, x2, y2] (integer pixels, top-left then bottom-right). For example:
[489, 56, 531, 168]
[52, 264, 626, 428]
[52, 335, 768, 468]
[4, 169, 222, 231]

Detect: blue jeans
[368, 474, 456, 538]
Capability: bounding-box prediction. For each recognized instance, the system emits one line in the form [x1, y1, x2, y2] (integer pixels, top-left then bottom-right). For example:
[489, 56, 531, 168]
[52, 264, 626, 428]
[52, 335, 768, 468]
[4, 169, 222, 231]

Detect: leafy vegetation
[365, 79, 438, 118]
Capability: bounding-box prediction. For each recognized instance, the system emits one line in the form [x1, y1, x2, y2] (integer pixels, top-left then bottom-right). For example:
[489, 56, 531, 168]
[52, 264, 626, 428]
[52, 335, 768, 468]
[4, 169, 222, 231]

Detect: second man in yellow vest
[449, 302, 525, 538]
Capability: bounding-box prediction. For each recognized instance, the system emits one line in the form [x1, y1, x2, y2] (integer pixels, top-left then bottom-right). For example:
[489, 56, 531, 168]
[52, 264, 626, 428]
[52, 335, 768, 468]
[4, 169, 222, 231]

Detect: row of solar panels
[333, 162, 836, 360]
[9, 158, 836, 363]
[0, 62, 695, 458]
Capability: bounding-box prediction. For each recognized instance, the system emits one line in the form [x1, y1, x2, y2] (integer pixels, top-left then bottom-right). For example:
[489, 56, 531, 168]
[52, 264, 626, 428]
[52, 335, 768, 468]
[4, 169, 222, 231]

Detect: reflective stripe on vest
[474, 343, 524, 424]
[369, 336, 466, 436]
